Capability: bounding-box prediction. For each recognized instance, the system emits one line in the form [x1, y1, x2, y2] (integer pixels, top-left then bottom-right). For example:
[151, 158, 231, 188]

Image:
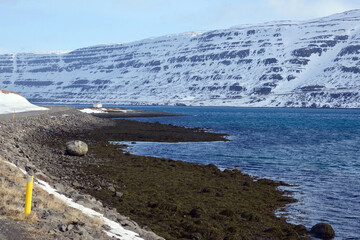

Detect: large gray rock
[310, 223, 335, 239]
[66, 140, 88, 156]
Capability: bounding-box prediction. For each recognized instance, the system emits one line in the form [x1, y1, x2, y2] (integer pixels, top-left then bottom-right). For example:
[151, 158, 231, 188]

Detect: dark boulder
[310, 223, 335, 239]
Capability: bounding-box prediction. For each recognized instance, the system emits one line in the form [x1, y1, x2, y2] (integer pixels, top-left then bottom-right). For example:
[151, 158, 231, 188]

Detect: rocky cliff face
[1, 10, 360, 107]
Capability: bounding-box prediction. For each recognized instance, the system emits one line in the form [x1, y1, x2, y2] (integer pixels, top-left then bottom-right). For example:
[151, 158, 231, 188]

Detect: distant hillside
[1, 10, 360, 108]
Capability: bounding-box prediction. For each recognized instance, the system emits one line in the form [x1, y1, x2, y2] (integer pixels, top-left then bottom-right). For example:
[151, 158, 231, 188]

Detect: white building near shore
[93, 103, 102, 108]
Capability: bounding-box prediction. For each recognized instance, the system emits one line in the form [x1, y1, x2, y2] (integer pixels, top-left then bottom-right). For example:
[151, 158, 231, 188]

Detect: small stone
[294, 224, 308, 235]
[102, 224, 111, 231]
[76, 226, 87, 236]
[310, 223, 335, 239]
[91, 206, 102, 212]
[91, 231, 104, 239]
[67, 224, 74, 231]
[143, 226, 152, 231]
[108, 186, 116, 192]
[58, 224, 67, 232]
[189, 208, 203, 218]
[54, 183, 66, 192]
[115, 191, 123, 197]
[72, 181, 80, 187]
[76, 195, 85, 201]
[25, 165, 35, 176]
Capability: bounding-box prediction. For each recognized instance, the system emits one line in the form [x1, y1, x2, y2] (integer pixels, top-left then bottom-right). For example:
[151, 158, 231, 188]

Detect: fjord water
[116, 106, 359, 239]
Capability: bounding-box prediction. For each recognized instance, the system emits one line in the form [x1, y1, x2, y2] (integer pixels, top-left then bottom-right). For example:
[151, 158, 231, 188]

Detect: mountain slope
[1, 10, 360, 107]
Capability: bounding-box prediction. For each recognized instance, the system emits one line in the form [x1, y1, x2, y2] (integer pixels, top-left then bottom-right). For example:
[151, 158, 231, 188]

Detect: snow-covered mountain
[1, 10, 360, 108]
[0, 89, 47, 114]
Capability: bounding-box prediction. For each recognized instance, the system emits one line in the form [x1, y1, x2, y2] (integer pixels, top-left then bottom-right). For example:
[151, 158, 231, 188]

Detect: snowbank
[0, 90, 47, 114]
[79, 108, 108, 114]
[79, 108, 135, 114]
[114, 109, 135, 113]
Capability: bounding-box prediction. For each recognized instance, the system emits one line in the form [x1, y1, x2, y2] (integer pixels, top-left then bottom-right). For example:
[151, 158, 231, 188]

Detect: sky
[0, 0, 359, 53]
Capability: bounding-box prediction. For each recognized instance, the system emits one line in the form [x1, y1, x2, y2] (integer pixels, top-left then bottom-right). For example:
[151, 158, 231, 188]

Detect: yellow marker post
[25, 176, 33, 216]
[13, 110, 15, 119]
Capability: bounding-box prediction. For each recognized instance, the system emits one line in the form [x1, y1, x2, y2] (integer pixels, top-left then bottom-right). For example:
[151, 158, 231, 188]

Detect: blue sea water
[108, 106, 360, 239]
[67, 104, 359, 238]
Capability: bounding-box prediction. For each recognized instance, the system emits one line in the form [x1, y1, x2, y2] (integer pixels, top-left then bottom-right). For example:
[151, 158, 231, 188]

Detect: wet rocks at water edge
[310, 223, 335, 239]
[66, 140, 88, 156]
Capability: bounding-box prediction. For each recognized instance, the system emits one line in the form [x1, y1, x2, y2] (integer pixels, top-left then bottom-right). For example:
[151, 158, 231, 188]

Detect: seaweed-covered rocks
[0, 108, 308, 240]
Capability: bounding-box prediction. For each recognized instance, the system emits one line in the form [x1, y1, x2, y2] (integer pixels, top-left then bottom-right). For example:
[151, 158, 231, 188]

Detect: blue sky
[0, 0, 359, 53]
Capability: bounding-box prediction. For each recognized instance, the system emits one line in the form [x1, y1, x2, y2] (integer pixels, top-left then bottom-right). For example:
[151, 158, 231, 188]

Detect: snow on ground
[79, 108, 135, 113]
[79, 108, 108, 114]
[36, 180, 144, 240]
[4, 160, 143, 240]
[0, 90, 47, 114]
[114, 109, 134, 113]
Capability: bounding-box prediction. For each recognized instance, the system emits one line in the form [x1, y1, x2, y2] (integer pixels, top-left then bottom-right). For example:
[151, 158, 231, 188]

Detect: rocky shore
[0, 109, 310, 239]
[0, 110, 163, 239]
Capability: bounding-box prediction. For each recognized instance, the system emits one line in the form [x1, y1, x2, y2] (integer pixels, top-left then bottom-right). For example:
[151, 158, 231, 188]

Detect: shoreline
[89, 108, 186, 118]
[33, 101, 360, 110]
[0, 109, 309, 239]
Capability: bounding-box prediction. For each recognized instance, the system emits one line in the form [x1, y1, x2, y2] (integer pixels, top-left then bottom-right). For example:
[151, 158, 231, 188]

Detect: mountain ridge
[1, 10, 360, 108]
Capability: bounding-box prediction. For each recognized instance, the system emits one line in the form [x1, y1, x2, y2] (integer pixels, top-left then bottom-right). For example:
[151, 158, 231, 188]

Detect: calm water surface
[91, 105, 359, 239]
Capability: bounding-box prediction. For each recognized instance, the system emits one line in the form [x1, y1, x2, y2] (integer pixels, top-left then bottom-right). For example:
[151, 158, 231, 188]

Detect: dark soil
[37, 118, 309, 240]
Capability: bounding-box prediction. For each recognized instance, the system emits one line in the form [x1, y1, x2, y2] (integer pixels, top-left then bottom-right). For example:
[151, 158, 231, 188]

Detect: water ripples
[114, 106, 360, 239]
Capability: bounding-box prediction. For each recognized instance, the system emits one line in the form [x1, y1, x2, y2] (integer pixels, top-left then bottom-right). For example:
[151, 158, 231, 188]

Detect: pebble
[115, 191, 124, 197]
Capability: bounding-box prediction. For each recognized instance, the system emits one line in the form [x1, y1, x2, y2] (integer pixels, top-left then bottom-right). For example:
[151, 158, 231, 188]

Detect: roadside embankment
[0, 109, 162, 240]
